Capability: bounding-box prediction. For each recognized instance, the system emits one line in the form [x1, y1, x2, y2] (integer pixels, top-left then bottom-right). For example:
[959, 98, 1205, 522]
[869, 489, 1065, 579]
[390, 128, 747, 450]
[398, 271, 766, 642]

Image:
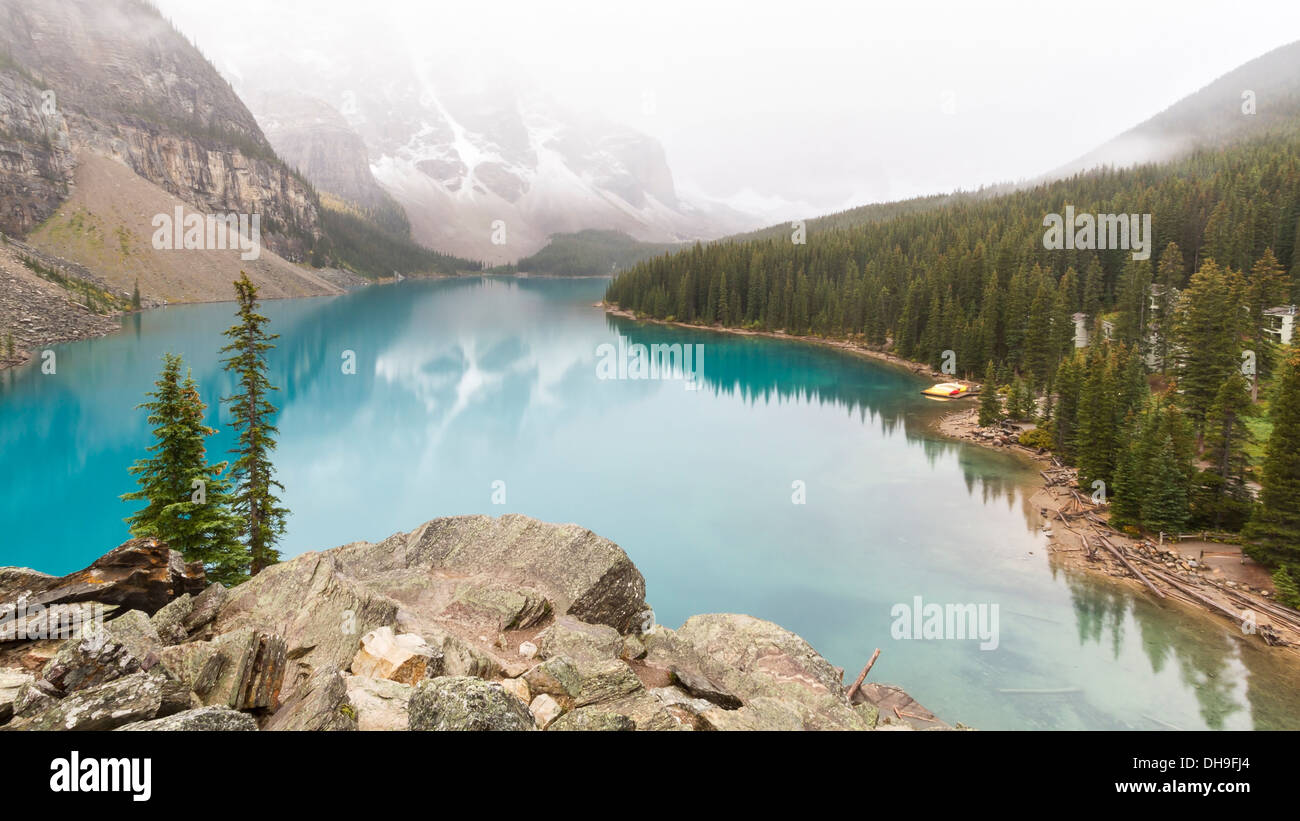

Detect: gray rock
[0, 668, 33, 722]
[264, 665, 357, 731]
[42, 609, 163, 693]
[117, 705, 258, 731]
[211, 554, 398, 697]
[522, 656, 581, 699]
[645, 614, 869, 731]
[547, 707, 636, 731]
[157, 641, 226, 700]
[150, 593, 192, 646]
[182, 583, 227, 636]
[15, 671, 192, 731]
[574, 659, 644, 708]
[341, 514, 648, 632]
[11, 678, 60, 719]
[408, 676, 534, 731]
[204, 628, 287, 710]
[343, 675, 412, 731]
[537, 616, 622, 666]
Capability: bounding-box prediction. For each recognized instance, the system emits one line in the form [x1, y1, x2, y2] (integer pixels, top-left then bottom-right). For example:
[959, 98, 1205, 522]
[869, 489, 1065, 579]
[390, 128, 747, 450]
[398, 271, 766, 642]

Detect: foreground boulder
[13, 671, 192, 731]
[0, 515, 938, 732]
[117, 706, 258, 731]
[42, 610, 163, 693]
[1, 538, 203, 616]
[645, 614, 871, 731]
[351, 626, 441, 684]
[344, 675, 412, 731]
[0, 669, 32, 722]
[408, 676, 533, 731]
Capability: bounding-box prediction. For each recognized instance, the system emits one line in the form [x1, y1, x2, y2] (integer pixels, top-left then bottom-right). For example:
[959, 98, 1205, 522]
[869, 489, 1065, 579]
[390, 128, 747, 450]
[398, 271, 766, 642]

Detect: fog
[154, 0, 1300, 219]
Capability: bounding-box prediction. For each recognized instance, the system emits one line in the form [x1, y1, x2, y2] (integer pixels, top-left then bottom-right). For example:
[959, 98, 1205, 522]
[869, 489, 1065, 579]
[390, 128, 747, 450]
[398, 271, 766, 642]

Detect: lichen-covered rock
[149, 594, 193, 646]
[42, 609, 163, 693]
[620, 634, 647, 661]
[117, 705, 258, 731]
[15, 671, 192, 731]
[547, 707, 636, 732]
[537, 616, 622, 666]
[408, 676, 534, 731]
[157, 641, 225, 700]
[521, 656, 581, 700]
[339, 514, 647, 633]
[204, 629, 287, 710]
[182, 583, 227, 637]
[11, 678, 60, 719]
[574, 659, 644, 708]
[449, 582, 552, 630]
[0, 668, 33, 722]
[343, 675, 412, 731]
[263, 666, 357, 731]
[211, 553, 399, 692]
[350, 626, 441, 685]
[646, 614, 869, 731]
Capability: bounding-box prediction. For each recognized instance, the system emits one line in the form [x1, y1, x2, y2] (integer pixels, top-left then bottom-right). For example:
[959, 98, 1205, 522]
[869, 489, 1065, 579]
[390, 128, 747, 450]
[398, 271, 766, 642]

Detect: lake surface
[2, 275, 1298, 730]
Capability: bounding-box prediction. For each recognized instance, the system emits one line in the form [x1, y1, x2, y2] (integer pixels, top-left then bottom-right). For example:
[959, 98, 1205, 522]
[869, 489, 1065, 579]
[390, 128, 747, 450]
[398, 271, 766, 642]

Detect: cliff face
[250, 90, 396, 217]
[0, 0, 320, 261]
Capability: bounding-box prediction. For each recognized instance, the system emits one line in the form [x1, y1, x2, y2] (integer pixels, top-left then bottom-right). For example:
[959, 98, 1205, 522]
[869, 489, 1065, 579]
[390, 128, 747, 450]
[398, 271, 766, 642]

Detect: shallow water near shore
[2, 275, 1298, 730]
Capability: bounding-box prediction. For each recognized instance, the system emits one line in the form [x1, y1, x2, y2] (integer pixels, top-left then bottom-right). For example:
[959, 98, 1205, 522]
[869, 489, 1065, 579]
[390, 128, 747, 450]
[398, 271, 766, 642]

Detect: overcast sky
[155, 0, 1300, 217]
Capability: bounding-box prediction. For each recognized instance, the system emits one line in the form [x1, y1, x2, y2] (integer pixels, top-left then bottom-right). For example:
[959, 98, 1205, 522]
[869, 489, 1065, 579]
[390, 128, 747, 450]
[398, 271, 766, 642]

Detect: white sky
[154, 0, 1300, 216]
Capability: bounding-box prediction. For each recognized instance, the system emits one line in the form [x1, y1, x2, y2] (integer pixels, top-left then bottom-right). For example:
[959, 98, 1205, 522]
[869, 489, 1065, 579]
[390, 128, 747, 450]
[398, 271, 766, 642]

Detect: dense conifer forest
[605, 122, 1300, 604]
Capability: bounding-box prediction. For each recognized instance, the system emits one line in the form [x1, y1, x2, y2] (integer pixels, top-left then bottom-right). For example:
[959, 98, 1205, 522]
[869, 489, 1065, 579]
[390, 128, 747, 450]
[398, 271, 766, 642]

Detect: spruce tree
[1244, 349, 1300, 601]
[978, 361, 1002, 427]
[220, 273, 288, 576]
[1143, 433, 1190, 537]
[1194, 373, 1256, 531]
[122, 354, 245, 583]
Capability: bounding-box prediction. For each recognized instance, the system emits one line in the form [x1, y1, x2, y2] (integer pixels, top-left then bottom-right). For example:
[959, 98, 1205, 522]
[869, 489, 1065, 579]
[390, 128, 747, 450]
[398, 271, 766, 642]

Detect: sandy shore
[936, 403, 1300, 654]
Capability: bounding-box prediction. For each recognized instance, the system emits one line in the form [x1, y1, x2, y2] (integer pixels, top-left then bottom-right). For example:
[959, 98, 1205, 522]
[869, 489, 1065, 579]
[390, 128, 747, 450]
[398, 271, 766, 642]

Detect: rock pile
[1, 514, 935, 731]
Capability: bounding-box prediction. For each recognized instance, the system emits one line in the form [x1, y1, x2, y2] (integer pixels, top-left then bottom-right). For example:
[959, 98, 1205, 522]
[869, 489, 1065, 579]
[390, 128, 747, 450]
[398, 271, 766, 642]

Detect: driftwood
[1133, 558, 1284, 645]
[1094, 538, 1165, 599]
[846, 648, 880, 701]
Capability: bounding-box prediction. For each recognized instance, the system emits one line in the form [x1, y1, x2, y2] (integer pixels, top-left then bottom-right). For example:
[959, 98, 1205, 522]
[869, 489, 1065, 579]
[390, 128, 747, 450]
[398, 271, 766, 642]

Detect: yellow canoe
[921, 382, 975, 399]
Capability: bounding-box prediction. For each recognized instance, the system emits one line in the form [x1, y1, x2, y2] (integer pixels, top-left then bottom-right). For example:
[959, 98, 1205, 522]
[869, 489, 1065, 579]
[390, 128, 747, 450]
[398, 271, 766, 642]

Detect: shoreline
[601, 303, 951, 382]
[602, 302, 1300, 657]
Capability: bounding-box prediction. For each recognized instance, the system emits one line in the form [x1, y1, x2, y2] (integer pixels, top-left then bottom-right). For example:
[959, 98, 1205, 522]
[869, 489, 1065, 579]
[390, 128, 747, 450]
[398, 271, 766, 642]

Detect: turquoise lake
[2, 275, 1298, 730]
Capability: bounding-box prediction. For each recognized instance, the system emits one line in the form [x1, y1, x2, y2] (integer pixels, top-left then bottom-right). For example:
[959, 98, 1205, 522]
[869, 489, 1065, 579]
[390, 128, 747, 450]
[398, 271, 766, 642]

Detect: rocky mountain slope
[1056, 39, 1300, 176]
[202, 23, 759, 264]
[0, 0, 322, 260]
[0, 514, 944, 731]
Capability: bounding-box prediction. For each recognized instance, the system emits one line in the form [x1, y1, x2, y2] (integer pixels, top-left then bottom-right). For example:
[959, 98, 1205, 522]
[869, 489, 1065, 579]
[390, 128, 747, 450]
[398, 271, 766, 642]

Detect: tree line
[605, 123, 1300, 606]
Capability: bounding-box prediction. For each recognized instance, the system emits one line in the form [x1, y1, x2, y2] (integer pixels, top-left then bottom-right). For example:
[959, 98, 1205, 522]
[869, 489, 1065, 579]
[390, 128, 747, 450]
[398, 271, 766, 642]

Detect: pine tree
[131, 279, 141, 311]
[1193, 373, 1257, 531]
[122, 354, 245, 583]
[1172, 260, 1243, 437]
[1244, 249, 1290, 397]
[978, 361, 1002, 427]
[220, 273, 288, 576]
[1244, 349, 1300, 589]
[1143, 433, 1190, 537]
